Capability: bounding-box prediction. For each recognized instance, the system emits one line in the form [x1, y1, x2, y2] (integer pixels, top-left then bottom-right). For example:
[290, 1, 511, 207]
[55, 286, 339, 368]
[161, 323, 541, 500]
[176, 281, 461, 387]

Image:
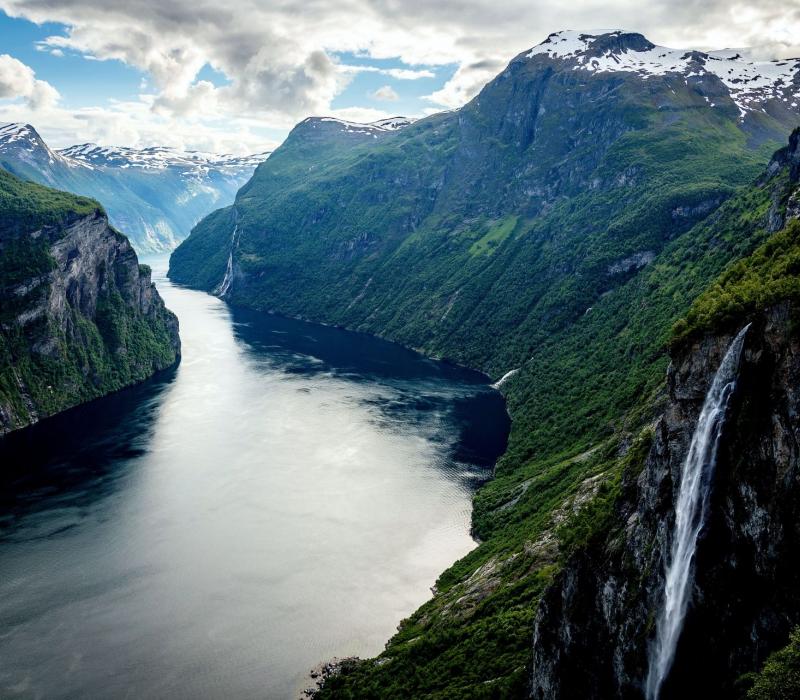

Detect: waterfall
[645, 324, 751, 700]
[215, 224, 239, 297]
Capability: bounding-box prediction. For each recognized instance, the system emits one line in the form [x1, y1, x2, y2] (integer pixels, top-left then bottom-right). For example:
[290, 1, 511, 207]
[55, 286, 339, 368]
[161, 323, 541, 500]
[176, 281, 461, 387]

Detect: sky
[0, 0, 798, 155]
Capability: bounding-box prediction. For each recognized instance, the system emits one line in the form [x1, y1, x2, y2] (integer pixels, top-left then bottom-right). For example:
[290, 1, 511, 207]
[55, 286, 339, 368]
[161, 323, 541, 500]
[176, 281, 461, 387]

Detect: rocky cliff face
[0, 172, 180, 434]
[38, 211, 177, 349]
[529, 130, 800, 698]
[529, 300, 800, 698]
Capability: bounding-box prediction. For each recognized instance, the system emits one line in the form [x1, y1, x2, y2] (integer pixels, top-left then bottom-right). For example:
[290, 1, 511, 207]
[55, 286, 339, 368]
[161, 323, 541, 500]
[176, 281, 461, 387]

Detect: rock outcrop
[529, 301, 800, 698]
[0, 170, 180, 434]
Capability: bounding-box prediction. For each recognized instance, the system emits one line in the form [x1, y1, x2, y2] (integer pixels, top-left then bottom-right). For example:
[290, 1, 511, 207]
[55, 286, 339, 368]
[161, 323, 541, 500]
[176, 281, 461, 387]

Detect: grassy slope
[674, 218, 800, 342]
[0, 169, 179, 432]
[0, 167, 100, 238]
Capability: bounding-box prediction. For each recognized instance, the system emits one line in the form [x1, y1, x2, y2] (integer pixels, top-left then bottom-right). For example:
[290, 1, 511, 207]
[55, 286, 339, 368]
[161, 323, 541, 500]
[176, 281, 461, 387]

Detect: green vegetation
[313, 139, 797, 696]
[0, 168, 179, 433]
[168, 205, 235, 290]
[0, 168, 100, 237]
[747, 627, 800, 700]
[170, 57, 800, 697]
[469, 216, 519, 256]
[674, 219, 800, 343]
[314, 161, 798, 699]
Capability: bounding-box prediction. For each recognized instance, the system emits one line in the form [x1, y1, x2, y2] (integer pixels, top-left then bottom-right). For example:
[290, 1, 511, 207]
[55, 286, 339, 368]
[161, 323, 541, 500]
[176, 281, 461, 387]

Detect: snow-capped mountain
[368, 116, 417, 131]
[313, 116, 415, 133]
[526, 30, 800, 118]
[0, 123, 269, 252]
[0, 122, 81, 172]
[296, 115, 415, 140]
[59, 143, 268, 175]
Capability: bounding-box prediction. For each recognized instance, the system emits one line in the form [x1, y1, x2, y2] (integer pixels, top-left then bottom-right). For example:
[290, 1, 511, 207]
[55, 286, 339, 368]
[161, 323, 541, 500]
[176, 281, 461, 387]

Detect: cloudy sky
[0, 0, 798, 154]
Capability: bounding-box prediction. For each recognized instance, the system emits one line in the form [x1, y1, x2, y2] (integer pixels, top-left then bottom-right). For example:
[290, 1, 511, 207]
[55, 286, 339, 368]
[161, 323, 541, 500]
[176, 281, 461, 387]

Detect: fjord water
[645, 325, 750, 699]
[0, 259, 508, 699]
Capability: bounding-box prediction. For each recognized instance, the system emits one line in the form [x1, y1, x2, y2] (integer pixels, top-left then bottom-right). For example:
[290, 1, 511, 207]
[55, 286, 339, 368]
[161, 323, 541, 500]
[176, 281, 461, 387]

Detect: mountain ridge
[0, 122, 269, 252]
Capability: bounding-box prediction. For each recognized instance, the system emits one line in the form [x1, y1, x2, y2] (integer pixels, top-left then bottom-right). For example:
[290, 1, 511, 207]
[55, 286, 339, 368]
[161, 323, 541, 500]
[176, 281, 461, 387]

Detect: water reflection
[0, 259, 508, 699]
[0, 367, 177, 539]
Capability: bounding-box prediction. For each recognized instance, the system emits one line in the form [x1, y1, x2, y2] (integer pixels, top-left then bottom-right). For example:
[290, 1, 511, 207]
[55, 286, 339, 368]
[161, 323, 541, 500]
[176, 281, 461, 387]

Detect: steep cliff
[529, 135, 800, 698]
[530, 302, 800, 698]
[0, 168, 180, 435]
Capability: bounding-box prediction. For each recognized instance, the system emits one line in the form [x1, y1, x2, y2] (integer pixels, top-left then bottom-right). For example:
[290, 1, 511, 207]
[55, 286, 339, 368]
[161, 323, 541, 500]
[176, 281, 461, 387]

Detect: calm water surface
[0, 258, 508, 699]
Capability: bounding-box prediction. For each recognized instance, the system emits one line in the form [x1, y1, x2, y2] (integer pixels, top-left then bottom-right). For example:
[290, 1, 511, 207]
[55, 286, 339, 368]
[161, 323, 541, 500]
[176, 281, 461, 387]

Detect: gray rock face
[23, 214, 166, 332]
[787, 129, 800, 182]
[529, 305, 800, 698]
[607, 250, 655, 276]
[0, 210, 179, 434]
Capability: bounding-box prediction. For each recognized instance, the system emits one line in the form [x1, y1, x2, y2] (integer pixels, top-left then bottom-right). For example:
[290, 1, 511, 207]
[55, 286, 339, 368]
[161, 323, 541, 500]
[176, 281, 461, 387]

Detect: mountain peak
[532, 29, 651, 57]
[0, 122, 78, 170]
[298, 115, 414, 136]
[0, 122, 46, 147]
[525, 29, 800, 118]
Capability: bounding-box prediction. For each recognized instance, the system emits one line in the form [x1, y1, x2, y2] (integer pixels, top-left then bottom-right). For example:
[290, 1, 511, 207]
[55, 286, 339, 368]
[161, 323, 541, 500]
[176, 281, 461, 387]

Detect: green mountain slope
[0, 168, 180, 434]
[171, 31, 796, 382]
[309, 133, 799, 699]
[170, 30, 800, 697]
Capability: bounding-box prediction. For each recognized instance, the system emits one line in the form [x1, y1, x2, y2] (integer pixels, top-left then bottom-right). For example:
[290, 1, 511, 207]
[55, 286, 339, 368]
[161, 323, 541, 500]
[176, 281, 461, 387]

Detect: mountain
[169, 30, 800, 697]
[530, 130, 800, 699]
[0, 168, 180, 434]
[0, 122, 268, 252]
[170, 29, 799, 344]
[531, 30, 800, 122]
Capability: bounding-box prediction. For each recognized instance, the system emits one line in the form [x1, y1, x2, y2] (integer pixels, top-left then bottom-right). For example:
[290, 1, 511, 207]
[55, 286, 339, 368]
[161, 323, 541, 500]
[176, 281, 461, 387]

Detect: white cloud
[424, 59, 505, 109]
[384, 68, 435, 80]
[0, 54, 60, 110]
[326, 106, 394, 123]
[371, 85, 399, 101]
[0, 96, 280, 154]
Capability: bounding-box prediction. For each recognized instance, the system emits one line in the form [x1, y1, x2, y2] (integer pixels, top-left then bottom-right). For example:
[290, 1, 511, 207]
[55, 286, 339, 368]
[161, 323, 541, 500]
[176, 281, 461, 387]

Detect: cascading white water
[216, 224, 239, 297]
[645, 324, 751, 700]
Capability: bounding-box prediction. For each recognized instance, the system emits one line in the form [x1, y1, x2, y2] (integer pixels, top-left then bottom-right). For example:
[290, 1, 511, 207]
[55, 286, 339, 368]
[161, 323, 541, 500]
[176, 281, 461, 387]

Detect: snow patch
[307, 116, 416, 136]
[526, 30, 800, 115]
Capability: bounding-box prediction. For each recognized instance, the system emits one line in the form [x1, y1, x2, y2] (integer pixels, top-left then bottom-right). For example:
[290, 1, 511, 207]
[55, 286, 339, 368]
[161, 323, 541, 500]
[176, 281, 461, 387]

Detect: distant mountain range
[0, 122, 269, 252]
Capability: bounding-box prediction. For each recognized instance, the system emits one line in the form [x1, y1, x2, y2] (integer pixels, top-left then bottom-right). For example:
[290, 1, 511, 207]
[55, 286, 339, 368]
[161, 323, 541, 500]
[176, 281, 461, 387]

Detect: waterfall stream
[645, 324, 751, 699]
[216, 224, 239, 297]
